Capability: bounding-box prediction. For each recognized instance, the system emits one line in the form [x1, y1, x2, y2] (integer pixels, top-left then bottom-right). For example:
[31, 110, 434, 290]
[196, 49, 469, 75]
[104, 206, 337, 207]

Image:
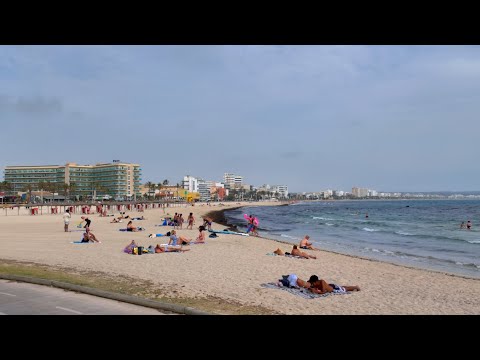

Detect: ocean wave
[312, 216, 334, 221]
[395, 231, 414, 236]
[280, 234, 300, 240]
[467, 240, 480, 244]
[362, 227, 378, 232]
[325, 223, 334, 226]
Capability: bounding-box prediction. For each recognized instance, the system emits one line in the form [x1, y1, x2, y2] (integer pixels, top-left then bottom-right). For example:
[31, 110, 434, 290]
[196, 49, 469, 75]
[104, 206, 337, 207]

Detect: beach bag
[124, 242, 136, 254]
[279, 275, 290, 287]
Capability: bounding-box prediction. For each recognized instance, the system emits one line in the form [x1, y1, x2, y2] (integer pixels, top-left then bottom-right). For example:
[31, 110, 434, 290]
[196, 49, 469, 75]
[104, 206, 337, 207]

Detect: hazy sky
[1, 45, 479, 192]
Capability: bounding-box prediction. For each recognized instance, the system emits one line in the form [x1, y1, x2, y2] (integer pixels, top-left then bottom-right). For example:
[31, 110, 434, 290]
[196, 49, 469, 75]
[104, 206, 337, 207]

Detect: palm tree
[91, 182, 107, 201]
[0, 181, 12, 195]
[144, 181, 156, 200]
[22, 184, 35, 203]
[69, 182, 77, 202]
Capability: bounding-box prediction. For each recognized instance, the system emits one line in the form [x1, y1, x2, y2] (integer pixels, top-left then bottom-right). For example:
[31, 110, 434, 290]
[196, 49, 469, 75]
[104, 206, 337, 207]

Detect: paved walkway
[0, 279, 167, 315]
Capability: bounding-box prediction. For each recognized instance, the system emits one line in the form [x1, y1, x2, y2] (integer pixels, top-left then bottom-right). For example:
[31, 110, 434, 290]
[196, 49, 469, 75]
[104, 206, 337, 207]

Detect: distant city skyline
[1, 45, 479, 192]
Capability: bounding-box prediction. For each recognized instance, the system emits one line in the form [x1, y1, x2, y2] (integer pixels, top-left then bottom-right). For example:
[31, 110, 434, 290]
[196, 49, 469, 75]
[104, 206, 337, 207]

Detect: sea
[223, 200, 480, 278]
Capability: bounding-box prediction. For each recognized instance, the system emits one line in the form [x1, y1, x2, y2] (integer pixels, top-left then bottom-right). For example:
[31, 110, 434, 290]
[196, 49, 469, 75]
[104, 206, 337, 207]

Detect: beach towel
[265, 253, 306, 259]
[260, 282, 350, 299]
[71, 241, 89, 244]
[119, 227, 145, 232]
[208, 229, 249, 236]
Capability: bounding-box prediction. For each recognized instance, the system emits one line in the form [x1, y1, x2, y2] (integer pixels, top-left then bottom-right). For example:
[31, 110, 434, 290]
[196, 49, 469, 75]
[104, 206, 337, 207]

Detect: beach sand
[1, 202, 479, 314]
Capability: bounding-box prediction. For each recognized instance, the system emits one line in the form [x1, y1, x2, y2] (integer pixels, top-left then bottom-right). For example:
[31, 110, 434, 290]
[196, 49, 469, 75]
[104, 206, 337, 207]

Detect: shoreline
[210, 204, 480, 281]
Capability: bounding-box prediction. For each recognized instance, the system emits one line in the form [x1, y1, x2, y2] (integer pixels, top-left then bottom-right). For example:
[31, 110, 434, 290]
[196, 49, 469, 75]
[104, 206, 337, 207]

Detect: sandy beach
[1, 202, 479, 314]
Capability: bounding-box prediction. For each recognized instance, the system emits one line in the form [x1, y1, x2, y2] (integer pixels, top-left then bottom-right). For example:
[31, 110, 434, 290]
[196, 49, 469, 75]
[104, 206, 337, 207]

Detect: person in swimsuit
[291, 245, 316, 259]
[196, 225, 206, 243]
[127, 221, 139, 232]
[155, 244, 190, 253]
[467, 220, 472, 230]
[168, 230, 191, 245]
[299, 235, 315, 250]
[187, 213, 195, 230]
[307, 275, 360, 294]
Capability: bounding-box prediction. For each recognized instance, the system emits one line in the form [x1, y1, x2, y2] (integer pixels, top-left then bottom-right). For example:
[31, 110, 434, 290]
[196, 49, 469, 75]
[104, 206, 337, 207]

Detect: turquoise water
[224, 200, 480, 278]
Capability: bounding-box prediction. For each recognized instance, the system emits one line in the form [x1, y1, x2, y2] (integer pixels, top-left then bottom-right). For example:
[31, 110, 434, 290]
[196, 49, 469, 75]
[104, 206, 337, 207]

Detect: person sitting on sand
[291, 245, 316, 259]
[84, 229, 100, 243]
[127, 221, 139, 232]
[196, 226, 206, 243]
[168, 230, 192, 245]
[155, 244, 190, 253]
[306, 275, 360, 294]
[299, 235, 315, 250]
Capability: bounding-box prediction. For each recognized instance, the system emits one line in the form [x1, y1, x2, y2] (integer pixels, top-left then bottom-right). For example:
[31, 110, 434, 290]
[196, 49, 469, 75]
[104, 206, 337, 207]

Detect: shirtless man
[307, 275, 360, 294]
[299, 235, 315, 250]
[291, 245, 316, 259]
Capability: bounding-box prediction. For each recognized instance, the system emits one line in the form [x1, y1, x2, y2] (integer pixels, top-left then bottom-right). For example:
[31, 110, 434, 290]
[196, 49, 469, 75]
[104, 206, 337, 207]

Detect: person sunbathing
[278, 274, 311, 288]
[111, 218, 123, 223]
[196, 226, 206, 243]
[168, 230, 192, 245]
[155, 244, 190, 253]
[83, 229, 100, 243]
[306, 275, 360, 294]
[273, 248, 285, 256]
[299, 235, 315, 250]
[127, 221, 139, 232]
[291, 245, 316, 259]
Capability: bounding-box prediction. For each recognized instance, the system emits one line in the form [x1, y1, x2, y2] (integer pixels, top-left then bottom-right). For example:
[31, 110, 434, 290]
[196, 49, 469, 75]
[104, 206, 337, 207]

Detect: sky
[1, 45, 479, 192]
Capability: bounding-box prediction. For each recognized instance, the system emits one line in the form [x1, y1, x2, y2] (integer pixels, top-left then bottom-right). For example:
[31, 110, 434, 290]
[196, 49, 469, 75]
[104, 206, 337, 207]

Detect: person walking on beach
[187, 212, 195, 230]
[63, 209, 71, 232]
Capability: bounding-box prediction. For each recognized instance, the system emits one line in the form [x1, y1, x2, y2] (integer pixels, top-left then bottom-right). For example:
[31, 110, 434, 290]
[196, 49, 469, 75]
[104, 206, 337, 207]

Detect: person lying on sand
[111, 218, 123, 223]
[306, 275, 360, 294]
[291, 245, 316, 259]
[155, 244, 190, 253]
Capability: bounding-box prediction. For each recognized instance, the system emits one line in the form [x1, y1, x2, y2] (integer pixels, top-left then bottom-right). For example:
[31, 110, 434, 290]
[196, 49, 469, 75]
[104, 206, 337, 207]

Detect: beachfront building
[182, 175, 198, 193]
[223, 172, 243, 189]
[271, 185, 289, 198]
[4, 161, 142, 200]
[352, 187, 369, 198]
[197, 179, 212, 202]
